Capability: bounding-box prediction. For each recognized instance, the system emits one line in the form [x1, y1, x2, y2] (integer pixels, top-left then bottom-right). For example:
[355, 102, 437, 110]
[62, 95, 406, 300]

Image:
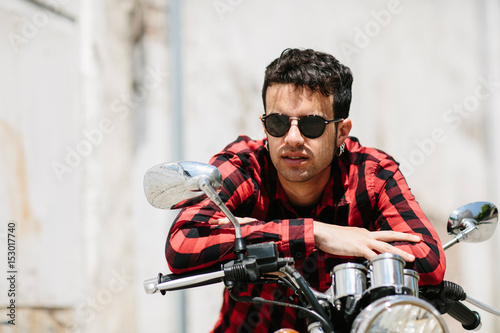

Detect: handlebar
[144, 267, 225, 294]
[420, 280, 482, 330]
[145, 242, 293, 294]
[447, 301, 482, 330]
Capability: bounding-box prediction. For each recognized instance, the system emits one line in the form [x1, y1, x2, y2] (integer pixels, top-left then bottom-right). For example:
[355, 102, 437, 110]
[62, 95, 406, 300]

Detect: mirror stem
[443, 219, 477, 250]
[198, 177, 247, 261]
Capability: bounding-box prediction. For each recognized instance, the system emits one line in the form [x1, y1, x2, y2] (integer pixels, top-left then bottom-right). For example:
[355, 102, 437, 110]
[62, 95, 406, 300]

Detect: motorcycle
[142, 161, 500, 332]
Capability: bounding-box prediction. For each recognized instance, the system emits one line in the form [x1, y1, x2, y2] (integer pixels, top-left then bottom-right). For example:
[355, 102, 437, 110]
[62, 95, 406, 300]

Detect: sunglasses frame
[261, 113, 343, 139]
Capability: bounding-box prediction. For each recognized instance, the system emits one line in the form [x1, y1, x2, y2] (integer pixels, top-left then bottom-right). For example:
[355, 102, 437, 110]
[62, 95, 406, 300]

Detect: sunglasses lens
[300, 116, 326, 138]
[265, 114, 290, 137]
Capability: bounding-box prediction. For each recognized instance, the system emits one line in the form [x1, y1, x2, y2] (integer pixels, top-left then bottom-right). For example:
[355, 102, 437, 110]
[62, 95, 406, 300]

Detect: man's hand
[313, 221, 421, 262]
[210, 217, 258, 225]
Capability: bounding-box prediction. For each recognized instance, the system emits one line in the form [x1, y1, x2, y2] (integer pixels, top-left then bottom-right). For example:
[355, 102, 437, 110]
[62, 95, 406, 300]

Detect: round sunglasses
[261, 113, 343, 139]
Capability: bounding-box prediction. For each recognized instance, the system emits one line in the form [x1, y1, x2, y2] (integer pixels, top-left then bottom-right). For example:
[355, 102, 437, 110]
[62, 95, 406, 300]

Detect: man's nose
[284, 119, 305, 145]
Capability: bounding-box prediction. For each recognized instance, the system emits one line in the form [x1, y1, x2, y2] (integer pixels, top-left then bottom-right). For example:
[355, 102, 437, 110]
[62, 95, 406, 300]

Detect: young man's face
[264, 83, 346, 187]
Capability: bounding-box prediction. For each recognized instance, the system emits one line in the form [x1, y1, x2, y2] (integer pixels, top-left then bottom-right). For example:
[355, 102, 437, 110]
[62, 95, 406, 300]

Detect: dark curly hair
[262, 48, 353, 119]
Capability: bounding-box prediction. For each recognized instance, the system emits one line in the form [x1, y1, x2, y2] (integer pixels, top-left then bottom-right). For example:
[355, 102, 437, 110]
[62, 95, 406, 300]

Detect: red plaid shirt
[166, 136, 446, 332]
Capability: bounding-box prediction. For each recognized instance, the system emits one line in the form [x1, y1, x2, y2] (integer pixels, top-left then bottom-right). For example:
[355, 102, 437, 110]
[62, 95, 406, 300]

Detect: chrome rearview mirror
[144, 161, 246, 259]
[443, 201, 498, 250]
[143, 161, 223, 209]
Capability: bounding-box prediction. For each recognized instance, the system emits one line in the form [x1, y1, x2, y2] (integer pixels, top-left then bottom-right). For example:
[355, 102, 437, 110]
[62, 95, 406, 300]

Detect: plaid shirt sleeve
[365, 151, 446, 285]
[165, 137, 316, 274]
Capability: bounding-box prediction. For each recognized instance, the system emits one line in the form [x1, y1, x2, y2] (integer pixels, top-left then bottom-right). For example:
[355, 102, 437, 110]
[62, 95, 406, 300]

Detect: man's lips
[282, 155, 308, 160]
[280, 152, 309, 164]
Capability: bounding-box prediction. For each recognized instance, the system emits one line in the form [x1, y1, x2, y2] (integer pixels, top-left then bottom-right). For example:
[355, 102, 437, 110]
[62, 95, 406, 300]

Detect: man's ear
[336, 118, 352, 146]
[260, 114, 268, 135]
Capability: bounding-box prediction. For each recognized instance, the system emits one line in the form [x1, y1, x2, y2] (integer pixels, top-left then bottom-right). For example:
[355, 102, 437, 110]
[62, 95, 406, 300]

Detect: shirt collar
[322, 153, 350, 207]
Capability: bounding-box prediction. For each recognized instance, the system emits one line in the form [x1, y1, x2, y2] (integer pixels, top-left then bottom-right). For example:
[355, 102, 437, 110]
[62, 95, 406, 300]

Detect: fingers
[369, 231, 420, 262]
[374, 244, 415, 262]
[210, 217, 258, 225]
[365, 237, 416, 262]
[400, 251, 416, 262]
[210, 217, 232, 225]
[361, 248, 379, 260]
[238, 217, 259, 224]
[314, 223, 420, 262]
[357, 244, 416, 262]
[210, 219, 226, 225]
[372, 230, 421, 243]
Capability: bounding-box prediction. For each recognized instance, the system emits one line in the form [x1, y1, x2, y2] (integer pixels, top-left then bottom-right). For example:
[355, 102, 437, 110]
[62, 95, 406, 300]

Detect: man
[166, 48, 446, 332]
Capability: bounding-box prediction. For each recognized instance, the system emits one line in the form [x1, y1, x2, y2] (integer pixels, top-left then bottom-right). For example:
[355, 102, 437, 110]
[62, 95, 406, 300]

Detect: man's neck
[278, 166, 331, 207]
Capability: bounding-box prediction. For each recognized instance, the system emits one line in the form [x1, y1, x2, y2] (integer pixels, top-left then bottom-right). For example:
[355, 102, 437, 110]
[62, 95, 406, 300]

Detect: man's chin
[277, 169, 312, 183]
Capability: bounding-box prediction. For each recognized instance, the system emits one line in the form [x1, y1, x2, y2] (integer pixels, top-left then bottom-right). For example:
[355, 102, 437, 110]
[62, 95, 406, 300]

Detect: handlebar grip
[447, 301, 481, 330]
[144, 266, 225, 294]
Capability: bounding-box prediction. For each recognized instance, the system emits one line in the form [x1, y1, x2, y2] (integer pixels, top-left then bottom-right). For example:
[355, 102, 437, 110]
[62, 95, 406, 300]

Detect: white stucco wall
[0, 0, 499, 332]
[0, 0, 82, 307]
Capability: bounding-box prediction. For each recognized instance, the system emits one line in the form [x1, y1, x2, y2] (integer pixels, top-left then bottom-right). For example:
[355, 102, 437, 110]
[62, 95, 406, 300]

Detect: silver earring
[338, 142, 345, 156]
